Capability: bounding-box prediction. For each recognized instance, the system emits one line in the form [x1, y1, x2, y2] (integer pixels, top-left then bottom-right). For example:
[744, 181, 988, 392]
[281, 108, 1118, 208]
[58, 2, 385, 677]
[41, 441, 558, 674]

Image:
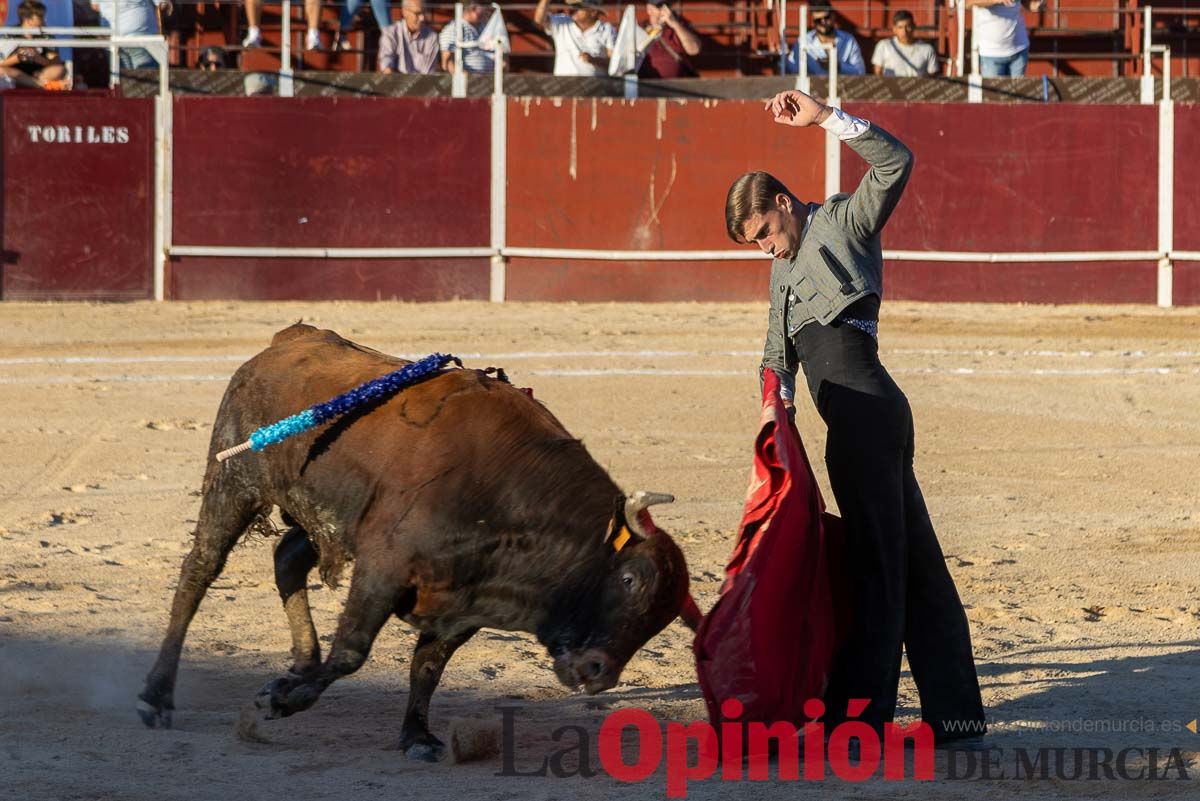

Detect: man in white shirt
[967, 0, 1045, 77]
[785, 1, 864, 77]
[534, 0, 617, 77]
[871, 9, 938, 77]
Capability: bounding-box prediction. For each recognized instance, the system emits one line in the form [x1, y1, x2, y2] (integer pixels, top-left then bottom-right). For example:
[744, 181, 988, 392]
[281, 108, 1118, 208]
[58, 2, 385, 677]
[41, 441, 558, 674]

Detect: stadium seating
[156, 1, 1199, 79]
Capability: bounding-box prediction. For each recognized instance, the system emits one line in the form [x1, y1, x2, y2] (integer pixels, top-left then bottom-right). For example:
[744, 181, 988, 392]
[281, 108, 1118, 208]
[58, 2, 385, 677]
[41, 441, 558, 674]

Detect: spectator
[439, 1, 495, 73]
[334, 0, 393, 52]
[638, 1, 700, 79]
[534, 0, 616, 77]
[197, 45, 227, 70]
[786, 2, 864, 77]
[967, 0, 1044, 77]
[379, 0, 438, 74]
[0, 1, 69, 90]
[244, 0, 322, 52]
[871, 10, 938, 76]
[91, 0, 170, 69]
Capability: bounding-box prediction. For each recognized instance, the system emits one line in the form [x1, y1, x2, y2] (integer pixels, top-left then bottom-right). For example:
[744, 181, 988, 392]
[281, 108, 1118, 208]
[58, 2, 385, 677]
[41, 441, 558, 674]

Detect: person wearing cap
[724, 89, 987, 748]
[871, 10, 938, 77]
[534, 0, 617, 77]
[785, 1, 864, 77]
[379, 0, 439, 74]
[439, 0, 496, 73]
[638, 1, 701, 79]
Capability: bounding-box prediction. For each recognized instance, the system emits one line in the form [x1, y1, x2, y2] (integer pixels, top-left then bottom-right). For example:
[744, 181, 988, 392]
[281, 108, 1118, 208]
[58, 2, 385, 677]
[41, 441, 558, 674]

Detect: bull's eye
[621, 572, 636, 590]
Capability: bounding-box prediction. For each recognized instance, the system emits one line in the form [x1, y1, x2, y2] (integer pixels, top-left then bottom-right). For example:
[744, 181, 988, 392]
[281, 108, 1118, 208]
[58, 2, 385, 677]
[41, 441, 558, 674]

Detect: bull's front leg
[139, 473, 265, 729]
[255, 561, 393, 719]
[400, 627, 479, 762]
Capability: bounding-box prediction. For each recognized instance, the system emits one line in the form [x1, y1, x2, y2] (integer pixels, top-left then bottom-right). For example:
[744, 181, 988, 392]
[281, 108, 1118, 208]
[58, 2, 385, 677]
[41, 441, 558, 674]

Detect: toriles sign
[24, 124, 132, 144]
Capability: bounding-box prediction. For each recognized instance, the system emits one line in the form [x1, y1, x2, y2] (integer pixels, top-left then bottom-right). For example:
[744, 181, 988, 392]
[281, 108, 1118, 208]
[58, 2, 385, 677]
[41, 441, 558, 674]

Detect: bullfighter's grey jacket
[761, 109, 914, 402]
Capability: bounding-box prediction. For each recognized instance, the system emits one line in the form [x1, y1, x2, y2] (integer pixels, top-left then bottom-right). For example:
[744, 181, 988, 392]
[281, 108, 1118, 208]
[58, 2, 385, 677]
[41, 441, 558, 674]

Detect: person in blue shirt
[786, 1, 865, 77]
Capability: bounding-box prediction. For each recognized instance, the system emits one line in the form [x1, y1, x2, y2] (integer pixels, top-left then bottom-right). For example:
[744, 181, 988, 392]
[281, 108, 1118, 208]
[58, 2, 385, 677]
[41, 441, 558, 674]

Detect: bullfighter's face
[551, 530, 690, 694]
[741, 193, 804, 261]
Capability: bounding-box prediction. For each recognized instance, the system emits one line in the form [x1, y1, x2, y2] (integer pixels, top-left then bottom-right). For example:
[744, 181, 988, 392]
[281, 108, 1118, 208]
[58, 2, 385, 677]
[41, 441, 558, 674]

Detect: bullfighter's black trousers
[795, 318, 986, 741]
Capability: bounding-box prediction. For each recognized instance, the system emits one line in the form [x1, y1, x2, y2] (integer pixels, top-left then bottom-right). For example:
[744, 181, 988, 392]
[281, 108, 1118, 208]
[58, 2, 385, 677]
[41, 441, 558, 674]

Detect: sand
[0, 300, 1197, 800]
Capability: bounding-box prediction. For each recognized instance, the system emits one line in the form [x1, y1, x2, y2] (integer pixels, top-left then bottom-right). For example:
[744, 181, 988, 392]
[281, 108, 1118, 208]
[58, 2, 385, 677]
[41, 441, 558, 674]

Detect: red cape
[693, 371, 846, 729]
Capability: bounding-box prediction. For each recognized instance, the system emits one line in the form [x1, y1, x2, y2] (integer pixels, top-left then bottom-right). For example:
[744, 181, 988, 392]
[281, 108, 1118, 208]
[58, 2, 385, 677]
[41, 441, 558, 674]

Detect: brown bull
[138, 323, 699, 761]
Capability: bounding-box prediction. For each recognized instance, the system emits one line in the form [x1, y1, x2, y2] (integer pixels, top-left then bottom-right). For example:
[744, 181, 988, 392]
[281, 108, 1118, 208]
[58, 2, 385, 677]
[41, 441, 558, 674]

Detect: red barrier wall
[1172, 104, 1200, 306]
[169, 257, 488, 301]
[1, 94, 154, 300]
[505, 257, 769, 302]
[504, 97, 823, 301]
[886, 260, 1158, 304]
[841, 102, 1159, 303]
[3, 95, 1193, 306]
[169, 97, 491, 301]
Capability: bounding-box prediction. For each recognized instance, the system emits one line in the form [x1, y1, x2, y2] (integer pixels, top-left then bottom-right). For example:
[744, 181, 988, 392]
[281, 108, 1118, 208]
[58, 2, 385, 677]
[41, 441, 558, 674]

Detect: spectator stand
[135, 2, 1200, 82]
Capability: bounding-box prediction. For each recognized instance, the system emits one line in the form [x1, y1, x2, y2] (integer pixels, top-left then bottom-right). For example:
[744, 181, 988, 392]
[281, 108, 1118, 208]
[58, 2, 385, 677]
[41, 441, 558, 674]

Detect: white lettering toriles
[25, 125, 132, 144]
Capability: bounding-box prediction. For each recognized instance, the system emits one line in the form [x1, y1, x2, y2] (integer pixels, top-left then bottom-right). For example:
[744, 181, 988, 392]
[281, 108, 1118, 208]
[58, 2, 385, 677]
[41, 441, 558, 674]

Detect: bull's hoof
[254, 676, 321, 719]
[403, 739, 446, 763]
[136, 698, 172, 729]
[254, 678, 290, 719]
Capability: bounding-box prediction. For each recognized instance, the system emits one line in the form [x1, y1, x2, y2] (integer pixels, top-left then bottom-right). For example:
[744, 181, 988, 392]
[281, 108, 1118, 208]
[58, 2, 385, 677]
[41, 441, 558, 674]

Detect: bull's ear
[604, 495, 639, 553]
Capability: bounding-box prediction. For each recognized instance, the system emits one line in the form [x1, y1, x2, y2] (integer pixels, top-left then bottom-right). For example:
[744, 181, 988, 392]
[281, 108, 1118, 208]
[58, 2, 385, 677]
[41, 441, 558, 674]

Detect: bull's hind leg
[274, 525, 321, 675]
[400, 627, 479, 762]
[255, 559, 394, 720]
[138, 475, 266, 728]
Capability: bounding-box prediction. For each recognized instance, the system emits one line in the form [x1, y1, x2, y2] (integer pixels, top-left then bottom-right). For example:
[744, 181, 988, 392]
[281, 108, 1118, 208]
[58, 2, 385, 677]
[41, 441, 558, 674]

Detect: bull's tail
[679, 595, 703, 632]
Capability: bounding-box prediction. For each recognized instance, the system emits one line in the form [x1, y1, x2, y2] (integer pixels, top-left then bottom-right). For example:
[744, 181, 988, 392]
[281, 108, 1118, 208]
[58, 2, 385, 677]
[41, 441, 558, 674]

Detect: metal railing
[89, 1, 1200, 80]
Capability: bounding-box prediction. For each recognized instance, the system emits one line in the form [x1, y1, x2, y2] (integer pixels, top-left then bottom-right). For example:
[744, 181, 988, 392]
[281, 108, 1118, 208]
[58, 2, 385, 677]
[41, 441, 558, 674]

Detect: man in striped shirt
[439, 1, 495, 73]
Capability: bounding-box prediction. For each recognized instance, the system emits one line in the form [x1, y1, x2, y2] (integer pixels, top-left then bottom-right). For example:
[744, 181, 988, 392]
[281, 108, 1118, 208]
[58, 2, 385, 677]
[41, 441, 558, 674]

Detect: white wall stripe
[2, 367, 1198, 386]
[3, 347, 1200, 368]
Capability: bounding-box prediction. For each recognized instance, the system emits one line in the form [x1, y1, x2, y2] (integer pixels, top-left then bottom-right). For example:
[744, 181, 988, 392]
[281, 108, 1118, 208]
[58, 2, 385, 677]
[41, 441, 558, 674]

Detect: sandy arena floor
[0, 300, 1197, 800]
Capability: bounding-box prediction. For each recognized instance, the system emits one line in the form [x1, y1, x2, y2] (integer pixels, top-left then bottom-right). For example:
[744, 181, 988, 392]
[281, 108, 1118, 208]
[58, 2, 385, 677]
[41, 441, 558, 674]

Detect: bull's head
[551, 491, 702, 695]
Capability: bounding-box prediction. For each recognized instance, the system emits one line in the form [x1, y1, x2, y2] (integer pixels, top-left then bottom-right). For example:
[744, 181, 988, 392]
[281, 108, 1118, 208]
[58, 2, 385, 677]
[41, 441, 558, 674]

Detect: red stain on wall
[505, 97, 825, 253]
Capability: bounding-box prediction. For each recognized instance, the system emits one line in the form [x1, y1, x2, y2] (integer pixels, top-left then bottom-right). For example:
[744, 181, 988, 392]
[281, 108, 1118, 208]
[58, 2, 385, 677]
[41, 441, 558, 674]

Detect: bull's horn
[625, 491, 675, 537]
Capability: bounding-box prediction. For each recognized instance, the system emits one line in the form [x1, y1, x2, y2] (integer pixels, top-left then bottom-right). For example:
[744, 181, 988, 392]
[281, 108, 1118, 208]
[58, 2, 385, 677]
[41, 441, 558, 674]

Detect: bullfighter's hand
[765, 90, 832, 128]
